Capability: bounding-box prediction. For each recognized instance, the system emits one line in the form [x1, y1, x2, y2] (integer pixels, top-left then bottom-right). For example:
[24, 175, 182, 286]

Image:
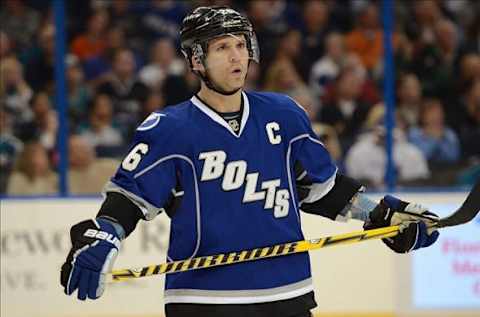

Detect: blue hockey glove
[364, 195, 440, 253]
[60, 219, 120, 300]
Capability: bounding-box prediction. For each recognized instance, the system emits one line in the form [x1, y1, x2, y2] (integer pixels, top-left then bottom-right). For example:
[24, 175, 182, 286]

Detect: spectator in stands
[317, 68, 371, 151]
[461, 10, 479, 54]
[272, 28, 304, 77]
[289, 86, 318, 121]
[81, 25, 129, 83]
[162, 71, 199, 106]
[245, 1, 288, 69]
[411, 18, 458, 100]
[97, 48, 150, 138]
[24, 24, 55, 92]
[109, 0, 135, 28]
[0, 0, 41, 51]
[18, 92, 58, 151]
[137, 0, 189, 41]
[321, 52, 380, 106]
[309, 32, 345, 99]
[311, 122, 342, 165]
[445, 53, 480, 122]
[405, 0, 442, 44]
[345, 2, 383, 72]
[105, 25, 128, 58]
[442, 0, 471, 24]
[108, 0, 143, 51]
[457, 53, 480, 91]
[262, 0, 300, 31]
[345, 103, 430, 188]
[246, 0, 296, 38]
[70, 9, 109, 62]
[2, 0, 477, 191]
[66, 54, 91, 129]
[68, 135, 119, 194]
[434, 19, 461, 68]
[409, 98, 460, 164]
[0, 56, 33, 127]
[298, 0, 331, 80]
[263, 58, 309, 98]
[141, 91, 165, 121]
[0, 31, 13, 59]
[451, 79, 480, 159]
[0, 108, 23, 194]
[79, 94, 123, 156]
[139, 37, 185, 91]
[7, 142, 58, 195]
[396, 73, 422, 127]
[390, 31, 415, 76]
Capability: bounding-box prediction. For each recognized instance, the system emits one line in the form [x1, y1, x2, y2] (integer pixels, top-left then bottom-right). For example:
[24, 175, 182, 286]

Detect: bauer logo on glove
[83, 228, 121, 246]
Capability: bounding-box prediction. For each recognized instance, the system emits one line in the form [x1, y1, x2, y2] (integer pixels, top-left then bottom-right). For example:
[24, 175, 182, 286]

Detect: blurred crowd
[1, 0, 479, 195]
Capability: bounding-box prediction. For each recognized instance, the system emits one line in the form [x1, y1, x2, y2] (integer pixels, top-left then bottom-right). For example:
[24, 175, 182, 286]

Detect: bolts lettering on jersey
[266, 122, 281, 145]
[243, 173, 266, 202]
[274, 189, 290, 218]
[199, 150, 290, 218]
[222, 160, 247, 191]
[261, 179, 281, 209]
[199, 150, 226, 181]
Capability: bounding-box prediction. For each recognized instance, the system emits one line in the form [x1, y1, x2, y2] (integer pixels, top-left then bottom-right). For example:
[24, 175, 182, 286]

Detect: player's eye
[237, 42, 246, 49]
[216, 44, 226, 51]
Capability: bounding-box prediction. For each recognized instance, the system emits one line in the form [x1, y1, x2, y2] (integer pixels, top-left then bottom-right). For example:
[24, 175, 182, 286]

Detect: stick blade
[437, 179, 480, 228]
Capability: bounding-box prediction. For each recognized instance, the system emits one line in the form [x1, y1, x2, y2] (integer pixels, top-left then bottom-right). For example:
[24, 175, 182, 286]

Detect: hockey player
[60, 6, 439, 317]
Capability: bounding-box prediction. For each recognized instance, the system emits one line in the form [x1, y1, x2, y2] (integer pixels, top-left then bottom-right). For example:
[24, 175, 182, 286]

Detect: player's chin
[226, 78, 245, 90]
[230, 82, 245, 91]
[235, 76, 246, 84]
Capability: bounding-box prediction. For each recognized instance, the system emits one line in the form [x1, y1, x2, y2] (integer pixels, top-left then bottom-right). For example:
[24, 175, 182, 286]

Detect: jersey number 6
[122, 143, 149, 171]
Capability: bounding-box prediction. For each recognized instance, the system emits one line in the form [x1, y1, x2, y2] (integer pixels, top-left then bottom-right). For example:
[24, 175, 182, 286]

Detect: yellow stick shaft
[108, 225, 400, 283]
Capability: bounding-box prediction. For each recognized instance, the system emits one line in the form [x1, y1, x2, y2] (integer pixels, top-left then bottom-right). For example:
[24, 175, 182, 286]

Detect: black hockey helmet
[180, 6, 259, 67]
[180, 6, 259, 95]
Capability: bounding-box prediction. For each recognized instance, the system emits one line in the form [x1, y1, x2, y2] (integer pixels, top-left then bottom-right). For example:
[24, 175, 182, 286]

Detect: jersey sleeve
[285, 96, 363, 220]
[286, 97, 338, 202]
[104, 113, 179, 220]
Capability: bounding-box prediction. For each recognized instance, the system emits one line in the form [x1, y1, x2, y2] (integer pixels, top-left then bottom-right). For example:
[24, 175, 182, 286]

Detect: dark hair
[419, 98, 443, 126]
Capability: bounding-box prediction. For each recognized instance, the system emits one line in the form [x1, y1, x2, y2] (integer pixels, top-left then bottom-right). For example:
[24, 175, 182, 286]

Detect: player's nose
[229, 47, 243, 63]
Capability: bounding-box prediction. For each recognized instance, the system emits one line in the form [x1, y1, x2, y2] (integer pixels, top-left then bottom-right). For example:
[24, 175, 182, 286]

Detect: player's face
[204, 34, 249, 92]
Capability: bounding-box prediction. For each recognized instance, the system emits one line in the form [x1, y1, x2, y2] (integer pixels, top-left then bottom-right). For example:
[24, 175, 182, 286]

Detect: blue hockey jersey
[106, 91, 337, 304]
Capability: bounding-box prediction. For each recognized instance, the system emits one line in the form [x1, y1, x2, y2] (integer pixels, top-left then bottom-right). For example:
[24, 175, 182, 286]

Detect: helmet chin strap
[196, 69, 241, 96]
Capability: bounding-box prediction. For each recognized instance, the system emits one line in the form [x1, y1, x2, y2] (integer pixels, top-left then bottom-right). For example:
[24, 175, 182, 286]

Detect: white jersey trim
[106, 154, 202, 260]
[190, 92, 250, 138]
[135, 154, 202, 259]
[286, 134, 309, 221]
[103, 181, 165, 220]
[286, 134, 336, 221]
[301, 171, 337, 204]
[164, 278, 313, 304]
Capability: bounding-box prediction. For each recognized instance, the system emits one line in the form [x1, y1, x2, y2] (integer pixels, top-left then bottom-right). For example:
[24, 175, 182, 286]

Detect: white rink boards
[1, 193, 478, 317]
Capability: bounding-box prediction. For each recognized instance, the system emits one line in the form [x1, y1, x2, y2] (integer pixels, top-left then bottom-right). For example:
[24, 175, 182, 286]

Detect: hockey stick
[108, 179, 480, 283]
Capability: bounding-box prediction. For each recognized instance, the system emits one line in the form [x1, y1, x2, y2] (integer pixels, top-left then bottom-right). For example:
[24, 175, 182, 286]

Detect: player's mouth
[231, 67, 242, 75]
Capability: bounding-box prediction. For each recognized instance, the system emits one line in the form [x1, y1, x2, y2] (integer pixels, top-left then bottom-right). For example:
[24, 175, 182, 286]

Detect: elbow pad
[97, 192, 144, 238]
[299, 174, 363, 220]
